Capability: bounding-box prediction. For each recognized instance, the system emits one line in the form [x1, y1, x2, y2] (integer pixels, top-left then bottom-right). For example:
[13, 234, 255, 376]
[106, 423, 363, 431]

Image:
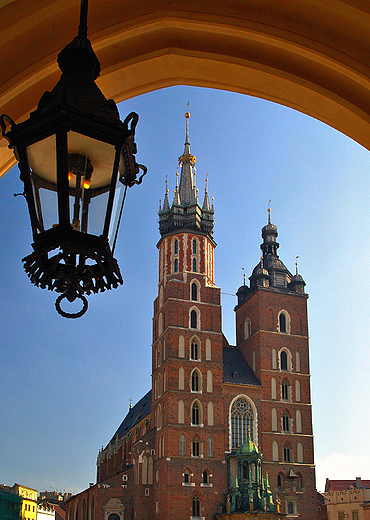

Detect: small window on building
[192, 437, 200, 457]
[174, 239, 178, 254]
[193, 239, 197, 254]
[280, 350, 288, 371]
[191, 340, 199, 360]
[191, 282, 198, 301]
[207, 436, 214, 457]
[179, 434, 186, 456]
[192, 496, 200, 517]
[278, 473, 284, 491]
[282, 379, 289, 401]
[192, 402, 200, 425]
[284, 444, 291, 462]
[282, 411, 290, 432]
[287, 502, 294, 514]
[190, 309, 197, 329]
[191, 370, 200, 391]
[174, 258, 178, 273]
[184, 469, 190, 484]
[193, 258, 197, 272]
[202, 470, 209, 484]
[279, 313, 287, 333]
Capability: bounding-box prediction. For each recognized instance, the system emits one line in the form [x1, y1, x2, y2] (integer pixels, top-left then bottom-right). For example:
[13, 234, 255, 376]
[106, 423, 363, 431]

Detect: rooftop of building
[325, 478, 370, 492]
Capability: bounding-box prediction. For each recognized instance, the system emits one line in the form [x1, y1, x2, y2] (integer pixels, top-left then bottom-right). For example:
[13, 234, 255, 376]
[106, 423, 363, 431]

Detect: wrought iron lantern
[0, 0, 146, 318]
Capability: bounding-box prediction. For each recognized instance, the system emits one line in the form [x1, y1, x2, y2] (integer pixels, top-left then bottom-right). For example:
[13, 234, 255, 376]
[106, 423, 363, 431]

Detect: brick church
[65, 113, 323, 520]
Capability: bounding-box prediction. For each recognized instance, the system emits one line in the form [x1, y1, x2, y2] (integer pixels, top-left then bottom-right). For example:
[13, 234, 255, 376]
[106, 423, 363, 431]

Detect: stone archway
[1, 0, 370, 176]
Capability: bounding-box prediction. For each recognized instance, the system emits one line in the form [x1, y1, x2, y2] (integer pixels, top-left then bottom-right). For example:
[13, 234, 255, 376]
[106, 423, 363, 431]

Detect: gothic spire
[203, 173, 211, 211]
[158, 110, 214, 237]
[178, 111, 197, 205]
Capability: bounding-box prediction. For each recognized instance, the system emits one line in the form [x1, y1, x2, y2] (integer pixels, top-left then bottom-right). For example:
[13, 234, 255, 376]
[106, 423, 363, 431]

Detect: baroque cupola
[250, 208, 294, 291]
[158, 111, 214, 237]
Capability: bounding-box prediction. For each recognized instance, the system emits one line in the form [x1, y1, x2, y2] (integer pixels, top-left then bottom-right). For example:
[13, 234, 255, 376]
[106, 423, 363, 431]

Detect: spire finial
[185, 102, 190, 145]
[295, 256, 299, 275]
[129, 398, 132, 410]
[165, 176, 168, 194]
[268, 199, 272, 224]
[242, 267, 246, 285]
[205, 173, 208, 192]
[176, 168, 179, 188]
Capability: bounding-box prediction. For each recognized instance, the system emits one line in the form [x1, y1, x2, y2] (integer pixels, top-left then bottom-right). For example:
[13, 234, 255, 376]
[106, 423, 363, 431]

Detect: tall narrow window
[190, 310, 197, 329]
[272, 441, 279, 462]
[191, 282, 198, 301]
[296, 410, 302, 433]
[90, 496, 95, 520]
[277, 473, 284, 491]
[192, 496, 200, 516]
[193, 258, 197, 272]
[174, 258, 178, 273]
[193, 239, 197, 254]
[174, 239, 178, 254]
[284, 444, 291, 462]
[179, 434, 186, 456]
[279, 312, 287, 333]
[192, 401, 200, 425]
[282, 379, 289, 401]
[282, 411, 290, 432]
[202, 470, 209, 484]
[191, 370, 200, 391]
[192, 437, 200, 457]
[280, 350, 288, 371]
[271, 377, 277, 400]
[287, 502, 294, 514]
[191, 340, 199, 360]
[297, 442, 304, 463]
[230, 396, 254, 449]
[207, 436, 214, 457]
[184, 469, 190, 484]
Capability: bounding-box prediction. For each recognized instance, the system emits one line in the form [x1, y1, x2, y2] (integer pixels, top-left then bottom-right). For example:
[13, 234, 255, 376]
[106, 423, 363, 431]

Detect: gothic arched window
[174, 258, 178, 273]
[282, 379, 289, 401]
[179, 434, 186, 456]
[282, 411, 290, 432]
[191, 282, 198, 301]
[192, 401, 200, 425]
[191, 339, 199, 360]
[288, 502, 294, 514]
[192, 496, 200, 516]
[193, 239, 197, 254]
[280, 350, 288, 371]
[193, 258, 197, 272]
[191, 369, 200, 392]
[284, 443, 291, 462]
[192, 436, 200, 457]
[202, 470, 209, 484]
[190, 309, 197, 329]
[230, 396, 254, 449]
[207, 436, 214, 457]
[279, 312, 287, 333]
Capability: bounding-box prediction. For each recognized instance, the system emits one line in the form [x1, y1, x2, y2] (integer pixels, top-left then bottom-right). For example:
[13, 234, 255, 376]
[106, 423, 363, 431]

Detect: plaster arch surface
[2, 0, 370, 177]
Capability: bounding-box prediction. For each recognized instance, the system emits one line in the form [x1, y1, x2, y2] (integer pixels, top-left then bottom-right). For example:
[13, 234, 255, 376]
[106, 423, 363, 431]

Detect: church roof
[223, 346, 261, 386]
[109, 390, 152, 444]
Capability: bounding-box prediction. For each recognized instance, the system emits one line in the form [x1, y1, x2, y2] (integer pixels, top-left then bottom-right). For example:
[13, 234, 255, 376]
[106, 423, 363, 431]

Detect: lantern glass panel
[27, 134, 58, 233]
[67, 131, 116, 236]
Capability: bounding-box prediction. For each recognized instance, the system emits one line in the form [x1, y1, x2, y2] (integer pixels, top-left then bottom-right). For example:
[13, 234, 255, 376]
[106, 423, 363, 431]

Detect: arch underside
[1, 0, 370, 176]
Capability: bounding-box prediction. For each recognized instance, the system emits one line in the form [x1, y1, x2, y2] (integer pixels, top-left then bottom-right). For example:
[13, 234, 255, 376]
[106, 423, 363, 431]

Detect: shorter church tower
[235, 209, 317, 519]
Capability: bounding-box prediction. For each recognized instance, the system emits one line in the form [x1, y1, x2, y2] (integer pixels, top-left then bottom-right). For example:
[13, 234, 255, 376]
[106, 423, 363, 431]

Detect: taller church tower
[152, 112, 228, 519]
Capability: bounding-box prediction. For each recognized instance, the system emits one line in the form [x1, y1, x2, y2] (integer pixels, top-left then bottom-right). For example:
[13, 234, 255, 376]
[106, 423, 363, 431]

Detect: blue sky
[1, 85, 370, 494]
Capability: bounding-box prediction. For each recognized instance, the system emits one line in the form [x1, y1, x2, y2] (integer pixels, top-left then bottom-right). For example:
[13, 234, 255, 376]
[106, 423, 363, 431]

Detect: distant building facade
[324, 478, 370, 520]
[0, 486, 23, 520]
[66, 114, 321, 520]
